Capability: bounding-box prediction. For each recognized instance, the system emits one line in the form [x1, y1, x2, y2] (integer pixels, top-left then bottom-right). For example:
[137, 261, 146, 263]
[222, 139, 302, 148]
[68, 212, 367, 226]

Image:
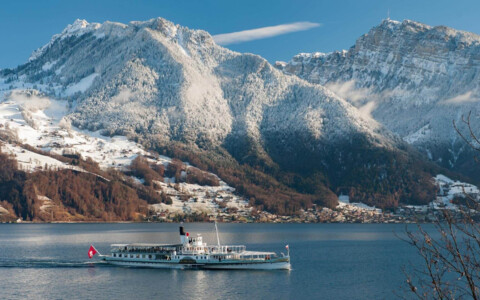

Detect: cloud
[111, 88, 134, 105]
[324, 80, 372, 104]
[212, 22, 321, 45]
[443, 91, 479, 104]
[358, 100, 377, 120]
[324, 79, 380, 121]
[8, 90, 51, 112]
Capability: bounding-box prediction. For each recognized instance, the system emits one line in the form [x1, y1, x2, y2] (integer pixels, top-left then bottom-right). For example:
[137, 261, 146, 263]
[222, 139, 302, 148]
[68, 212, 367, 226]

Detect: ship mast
[214, 220, 221, 247]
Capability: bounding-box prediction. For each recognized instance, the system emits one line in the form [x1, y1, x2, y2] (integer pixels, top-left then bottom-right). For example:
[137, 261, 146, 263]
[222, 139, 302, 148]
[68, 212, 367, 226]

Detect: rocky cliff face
[0, 18, 446, 211]
[277, 19, 480, 179]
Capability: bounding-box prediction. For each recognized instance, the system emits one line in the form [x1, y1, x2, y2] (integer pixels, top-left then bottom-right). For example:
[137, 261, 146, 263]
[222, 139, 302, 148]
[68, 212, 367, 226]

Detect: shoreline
[0, 220, 429, 224]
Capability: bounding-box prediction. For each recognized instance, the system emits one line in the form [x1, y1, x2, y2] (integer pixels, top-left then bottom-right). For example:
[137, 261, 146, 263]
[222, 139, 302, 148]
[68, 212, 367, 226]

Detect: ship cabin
[110, 243, 181, 260]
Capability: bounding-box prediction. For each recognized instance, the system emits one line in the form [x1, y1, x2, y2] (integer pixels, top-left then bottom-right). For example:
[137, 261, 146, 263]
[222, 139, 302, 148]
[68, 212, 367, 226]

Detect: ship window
[136, 254, 140, 258]
[148, 255, 152, 259]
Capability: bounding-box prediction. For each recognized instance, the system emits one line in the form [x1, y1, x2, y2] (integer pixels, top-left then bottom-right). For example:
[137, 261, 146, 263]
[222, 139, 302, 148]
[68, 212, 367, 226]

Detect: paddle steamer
[89, 224, 290, 270]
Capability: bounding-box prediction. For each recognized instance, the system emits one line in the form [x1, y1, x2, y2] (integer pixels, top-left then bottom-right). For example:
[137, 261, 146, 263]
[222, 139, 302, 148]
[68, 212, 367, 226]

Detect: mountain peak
[29, 19, 100, 61]
[67, 19, 90, 31]
[378, 18, 402, 30]
[371, 18, 431, 35]
[28, 17, 218, 63]
[371, 18, 480, 45]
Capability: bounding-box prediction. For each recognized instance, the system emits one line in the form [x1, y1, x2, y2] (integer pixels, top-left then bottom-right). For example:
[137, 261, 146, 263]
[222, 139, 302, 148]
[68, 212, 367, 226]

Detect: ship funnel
[179, 226, 189, 244]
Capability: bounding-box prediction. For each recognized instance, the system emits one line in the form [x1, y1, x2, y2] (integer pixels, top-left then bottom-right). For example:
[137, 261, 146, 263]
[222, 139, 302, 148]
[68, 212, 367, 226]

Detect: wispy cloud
[443, 91, 479, 104]
[212, 22, 321, 45]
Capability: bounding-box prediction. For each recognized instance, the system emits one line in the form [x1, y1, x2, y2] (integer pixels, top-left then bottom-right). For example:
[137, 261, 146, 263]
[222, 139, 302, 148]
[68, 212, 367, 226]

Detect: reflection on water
[0, 223, 425, 299]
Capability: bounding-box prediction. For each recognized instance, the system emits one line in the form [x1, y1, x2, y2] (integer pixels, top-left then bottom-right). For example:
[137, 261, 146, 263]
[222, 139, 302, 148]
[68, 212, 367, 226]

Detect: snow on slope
[337, 194, 382, 213]
[150, 180, 250, 216]
[434, 174, 479, 209]
[64, 73, 99, 96]
[403, 124, 432, 144]
[15, 17, 394, 150]
[0, 89, 148, 170]
[0, 205, 9, 215]
[277, 19, 480, 170]
[1, 143, 82, 172]
[402, 174, 480, 212]
[0, 81, 252, 217]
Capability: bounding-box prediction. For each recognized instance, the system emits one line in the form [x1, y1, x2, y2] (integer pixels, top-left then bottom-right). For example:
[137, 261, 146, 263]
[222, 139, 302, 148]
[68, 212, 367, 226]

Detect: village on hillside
[142, 174, 480, 224]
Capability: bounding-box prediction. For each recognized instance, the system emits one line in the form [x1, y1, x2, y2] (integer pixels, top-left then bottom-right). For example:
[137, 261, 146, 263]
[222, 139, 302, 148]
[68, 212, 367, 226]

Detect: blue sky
[1, 0, 479, 68]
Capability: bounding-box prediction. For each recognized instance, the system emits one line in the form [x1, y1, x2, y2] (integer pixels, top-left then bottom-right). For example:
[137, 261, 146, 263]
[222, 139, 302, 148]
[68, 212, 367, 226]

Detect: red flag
[88, 245, 98, 259]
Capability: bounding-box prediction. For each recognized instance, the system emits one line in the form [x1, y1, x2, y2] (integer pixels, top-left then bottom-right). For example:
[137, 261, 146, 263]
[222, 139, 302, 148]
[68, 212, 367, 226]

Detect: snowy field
[401, 174, 480, 212]
[0, 89, 150, 170]
[150, 180, 250, 216]
[337, 194, 383, 213]
[337, 173, 480, 215]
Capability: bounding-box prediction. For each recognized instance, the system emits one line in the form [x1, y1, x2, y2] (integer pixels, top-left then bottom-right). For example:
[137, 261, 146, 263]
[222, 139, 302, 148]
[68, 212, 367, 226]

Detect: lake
[0, 223, 425, 299]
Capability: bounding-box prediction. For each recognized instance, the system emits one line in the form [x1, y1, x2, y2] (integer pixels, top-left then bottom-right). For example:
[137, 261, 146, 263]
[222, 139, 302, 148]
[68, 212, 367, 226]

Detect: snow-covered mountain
[0, 18, 449, 213]
[276, 19, 480, 179]
[6, 18, 388, 148]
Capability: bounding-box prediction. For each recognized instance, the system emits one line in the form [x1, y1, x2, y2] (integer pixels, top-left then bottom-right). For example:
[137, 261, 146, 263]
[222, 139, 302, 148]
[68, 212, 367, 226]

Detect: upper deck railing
[207, 245, 246, 254]
[110, 244, 180, 253]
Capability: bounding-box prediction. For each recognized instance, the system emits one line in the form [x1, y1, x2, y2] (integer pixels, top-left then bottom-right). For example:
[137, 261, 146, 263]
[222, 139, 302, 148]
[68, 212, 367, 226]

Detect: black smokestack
[179, 226, 185, 236]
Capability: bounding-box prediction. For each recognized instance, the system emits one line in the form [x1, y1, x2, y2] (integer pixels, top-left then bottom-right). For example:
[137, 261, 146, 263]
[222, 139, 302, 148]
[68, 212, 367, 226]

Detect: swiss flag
[88, 245, 98, 259]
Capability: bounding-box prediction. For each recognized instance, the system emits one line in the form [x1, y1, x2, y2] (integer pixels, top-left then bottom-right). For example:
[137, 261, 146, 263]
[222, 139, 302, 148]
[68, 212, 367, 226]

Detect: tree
[403, 113, 480, 299]
[403, 209, 480, 299]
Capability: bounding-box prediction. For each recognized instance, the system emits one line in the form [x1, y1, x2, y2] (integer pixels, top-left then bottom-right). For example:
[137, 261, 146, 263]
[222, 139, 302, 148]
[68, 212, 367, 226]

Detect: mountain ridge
[0, 17, 453, 215]
[276, 18, 480, 180]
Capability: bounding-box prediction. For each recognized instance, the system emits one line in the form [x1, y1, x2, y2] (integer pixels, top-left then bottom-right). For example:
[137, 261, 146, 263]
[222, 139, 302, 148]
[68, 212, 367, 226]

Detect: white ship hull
[103, 258, 290, 270]
[104, 259, 187, 269]
[201, 261, 291, 270]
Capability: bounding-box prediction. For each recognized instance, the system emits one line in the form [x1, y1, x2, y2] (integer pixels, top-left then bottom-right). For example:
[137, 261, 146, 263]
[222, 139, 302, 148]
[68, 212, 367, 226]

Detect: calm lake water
[0, 223, 427, 299]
